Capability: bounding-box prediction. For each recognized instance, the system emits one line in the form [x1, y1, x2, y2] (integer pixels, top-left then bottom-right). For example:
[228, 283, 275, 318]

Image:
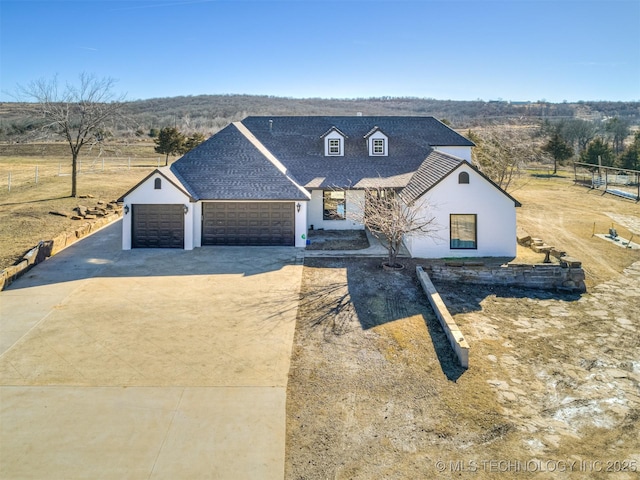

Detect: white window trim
[366, 131, 388, 156]
[328, 138, 342, 156]
[372, 138, 386, 155]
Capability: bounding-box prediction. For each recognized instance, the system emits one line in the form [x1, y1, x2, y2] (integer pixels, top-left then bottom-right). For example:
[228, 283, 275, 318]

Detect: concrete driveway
[0, 220, 303, 479]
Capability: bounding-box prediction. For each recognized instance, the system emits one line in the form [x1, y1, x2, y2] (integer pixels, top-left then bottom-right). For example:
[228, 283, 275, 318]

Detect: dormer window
[328, 138, 342, 155]
[321, 126, 347, 157]
[364, 126, 388, 156]
[372, 138, 385, 155]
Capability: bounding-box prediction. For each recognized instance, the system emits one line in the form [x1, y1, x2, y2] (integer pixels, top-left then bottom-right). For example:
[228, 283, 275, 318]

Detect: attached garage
[202, 202, 294, 246]
[132, 204, 184, 248]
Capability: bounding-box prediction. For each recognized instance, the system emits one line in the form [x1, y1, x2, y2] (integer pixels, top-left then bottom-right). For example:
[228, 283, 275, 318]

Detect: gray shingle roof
[168, 116, 477, 200]
[171, 123, 309, 201]
[241, 116, 473, 189]
[400, 150, 464, 204]
[400, 152, 522, 207]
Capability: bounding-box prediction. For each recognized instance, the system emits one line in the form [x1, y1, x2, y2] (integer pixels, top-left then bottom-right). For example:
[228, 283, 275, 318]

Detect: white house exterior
[121, 169, 195, 250]
[120, 116, 520, 258]
[433, 145, 472, 162]
[403, 162, 519, 258]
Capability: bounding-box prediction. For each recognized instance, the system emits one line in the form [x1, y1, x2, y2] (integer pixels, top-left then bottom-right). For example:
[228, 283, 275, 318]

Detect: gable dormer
[320, 126, 347, 157]
[364, 126, 388, 156]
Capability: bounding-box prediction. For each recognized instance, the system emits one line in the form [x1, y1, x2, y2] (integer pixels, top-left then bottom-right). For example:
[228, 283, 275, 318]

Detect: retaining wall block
[416, 266, 469, 369]
[23, 245, 40, 266]
[50, 233, 68, 256]
[75, 223, 91, 239]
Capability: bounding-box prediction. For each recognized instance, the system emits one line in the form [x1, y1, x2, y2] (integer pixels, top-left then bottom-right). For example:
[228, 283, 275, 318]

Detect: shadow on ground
[6, 222, 301, 291]
[432, 280, 582, 316]
[299, 257, 583, 382]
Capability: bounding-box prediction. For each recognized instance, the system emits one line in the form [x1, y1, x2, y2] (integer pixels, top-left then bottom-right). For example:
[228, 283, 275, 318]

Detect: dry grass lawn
[286, 172, 640, 480]
[0, 142, 160, 269]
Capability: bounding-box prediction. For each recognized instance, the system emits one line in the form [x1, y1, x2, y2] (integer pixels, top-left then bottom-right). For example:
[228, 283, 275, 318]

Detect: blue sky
[1, 0, 639, 102]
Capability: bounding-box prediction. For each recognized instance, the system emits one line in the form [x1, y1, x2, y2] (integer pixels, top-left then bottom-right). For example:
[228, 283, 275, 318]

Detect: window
[154, 178, 162, 189]
[458, 172, 469, 184]
[364, 127, 388, 156]
[450, 214, 477, 249]
[328, 138, 341, 155]
[321, 126, 347, 156]
[323, 190, 346, 220]
[372, 138, 385, 155]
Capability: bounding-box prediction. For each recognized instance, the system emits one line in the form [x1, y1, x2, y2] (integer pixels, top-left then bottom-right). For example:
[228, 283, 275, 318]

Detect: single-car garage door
[202, 202, 294, 246]
[132, 204, 184, 248]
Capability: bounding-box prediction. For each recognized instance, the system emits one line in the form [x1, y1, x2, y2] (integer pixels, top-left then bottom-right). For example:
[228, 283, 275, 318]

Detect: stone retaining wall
[416, 266, 469, 368]
[0, 212, 122, 291]
[426, 262, 586, 293]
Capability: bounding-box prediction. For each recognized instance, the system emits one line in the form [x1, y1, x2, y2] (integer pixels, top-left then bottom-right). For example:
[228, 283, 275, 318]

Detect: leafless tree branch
[16, 73, 126, 197]
[348, 187, 439, 267]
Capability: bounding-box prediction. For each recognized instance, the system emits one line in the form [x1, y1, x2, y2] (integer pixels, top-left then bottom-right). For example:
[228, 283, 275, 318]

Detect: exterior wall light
[296, 202, 301, 213]
[184, 205, 189, 214]
[124, 205, 129, 214]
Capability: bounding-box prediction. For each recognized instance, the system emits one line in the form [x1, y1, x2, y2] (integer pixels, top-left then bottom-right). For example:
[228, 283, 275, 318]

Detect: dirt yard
[286, 175, 640, 479]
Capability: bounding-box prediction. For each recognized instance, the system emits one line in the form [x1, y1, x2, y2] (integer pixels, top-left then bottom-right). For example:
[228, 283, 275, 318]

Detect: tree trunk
[165, 153, 169, 166]
[387, 239, 398, 267]
[71, 152, 78, 197]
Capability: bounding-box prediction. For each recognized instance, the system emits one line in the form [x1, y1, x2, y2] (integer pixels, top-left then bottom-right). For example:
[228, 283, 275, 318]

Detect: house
[120, 116, 520, 258]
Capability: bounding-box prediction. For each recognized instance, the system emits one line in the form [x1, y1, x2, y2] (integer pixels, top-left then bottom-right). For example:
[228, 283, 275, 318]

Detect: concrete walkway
[0, 220, 303, 479]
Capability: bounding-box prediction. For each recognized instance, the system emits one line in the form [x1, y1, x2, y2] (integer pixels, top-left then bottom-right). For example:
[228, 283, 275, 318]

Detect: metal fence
[573, 162, 640, 201]
[1, 157, 163, 192]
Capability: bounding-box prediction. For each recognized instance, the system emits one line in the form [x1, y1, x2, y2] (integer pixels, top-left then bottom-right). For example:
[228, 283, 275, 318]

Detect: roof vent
[356, 112, 362, 117]
[269, 119, 273, 131]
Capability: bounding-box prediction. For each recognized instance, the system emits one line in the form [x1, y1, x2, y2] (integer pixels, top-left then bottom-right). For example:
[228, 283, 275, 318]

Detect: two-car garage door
[131, 202, 295, 248]
[202, 202, 294, 246]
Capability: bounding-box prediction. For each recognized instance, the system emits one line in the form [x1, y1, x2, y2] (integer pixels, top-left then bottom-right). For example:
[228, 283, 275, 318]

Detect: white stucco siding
[121, 172, 193, 250]
[433, 146, 472, 163]
[404, 166, 517, 258]
[294, 201, 308, 247]
[307, 189, 365, 231]
[192, 201, 202, 248]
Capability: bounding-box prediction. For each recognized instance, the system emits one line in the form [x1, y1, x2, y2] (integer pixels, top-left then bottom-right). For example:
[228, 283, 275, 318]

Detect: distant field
[0, 142, 164, 269]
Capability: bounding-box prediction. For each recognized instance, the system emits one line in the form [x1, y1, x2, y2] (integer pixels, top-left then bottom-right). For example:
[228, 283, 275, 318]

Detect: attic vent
[356, 112, 362, 116]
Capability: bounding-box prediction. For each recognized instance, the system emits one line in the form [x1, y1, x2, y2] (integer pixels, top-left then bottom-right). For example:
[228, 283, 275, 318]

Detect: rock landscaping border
[1, 203, 122, 291]
[416, 231, 586, 294]
[426, 262, 586, 293]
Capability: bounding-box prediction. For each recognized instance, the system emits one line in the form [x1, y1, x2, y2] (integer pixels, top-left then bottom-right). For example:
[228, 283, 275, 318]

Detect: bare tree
[349, 188, 439, 269]
[561, 119, 600, 155]
[18, 73, 125, 197]
[468, 126, 540, 190]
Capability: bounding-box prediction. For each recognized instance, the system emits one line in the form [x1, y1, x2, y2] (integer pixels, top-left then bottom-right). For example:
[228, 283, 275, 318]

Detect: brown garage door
[202, 202, 294, 246]
[132, 204, 184, 248]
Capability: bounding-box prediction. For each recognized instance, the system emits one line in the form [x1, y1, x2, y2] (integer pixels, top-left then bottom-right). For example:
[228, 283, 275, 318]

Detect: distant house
[120, 116, 520, 257]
